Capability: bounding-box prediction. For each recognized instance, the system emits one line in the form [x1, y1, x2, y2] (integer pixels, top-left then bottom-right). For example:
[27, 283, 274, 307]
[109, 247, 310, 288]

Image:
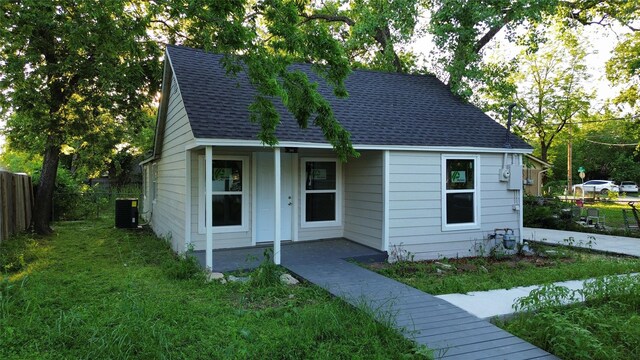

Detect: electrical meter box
[508, 164, 523, 190]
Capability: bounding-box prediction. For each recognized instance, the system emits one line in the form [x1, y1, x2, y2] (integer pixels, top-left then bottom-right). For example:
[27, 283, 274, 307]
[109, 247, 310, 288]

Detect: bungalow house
[141, 45, 532, 269]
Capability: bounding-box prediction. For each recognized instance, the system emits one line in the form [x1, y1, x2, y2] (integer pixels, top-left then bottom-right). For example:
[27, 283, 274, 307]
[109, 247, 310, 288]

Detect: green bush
[523, 195, 573, 229]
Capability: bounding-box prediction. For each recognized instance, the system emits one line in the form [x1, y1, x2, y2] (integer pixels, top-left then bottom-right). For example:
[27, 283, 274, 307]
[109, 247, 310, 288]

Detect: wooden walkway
[199, 239, 557, 359]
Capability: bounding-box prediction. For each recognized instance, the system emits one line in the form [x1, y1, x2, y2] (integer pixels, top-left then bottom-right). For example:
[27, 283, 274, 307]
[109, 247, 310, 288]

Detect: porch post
[274, 147, 281, 265]
[205, 146, 213, 270]
[184, 150, 192, 251]
[382, 150, 390, 252]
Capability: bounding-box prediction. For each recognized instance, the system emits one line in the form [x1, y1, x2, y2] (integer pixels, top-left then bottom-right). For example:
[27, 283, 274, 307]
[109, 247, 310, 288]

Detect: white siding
[344, 151, 383, 249]
[388, 151, 521, 260]
[149, 75, 195, 252]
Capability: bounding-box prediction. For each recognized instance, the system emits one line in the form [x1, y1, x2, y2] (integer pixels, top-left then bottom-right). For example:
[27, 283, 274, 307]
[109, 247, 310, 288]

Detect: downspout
[518, 155, 524, 246]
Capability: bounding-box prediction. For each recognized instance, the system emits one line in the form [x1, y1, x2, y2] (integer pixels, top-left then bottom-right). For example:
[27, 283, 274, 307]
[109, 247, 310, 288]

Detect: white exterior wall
[388, 151, 521, 260]
[149, 75, 195, 252]
[344, 151, 383, 249]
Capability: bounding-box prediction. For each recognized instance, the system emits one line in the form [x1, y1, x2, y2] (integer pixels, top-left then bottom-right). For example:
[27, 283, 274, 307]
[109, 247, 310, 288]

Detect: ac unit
[115, 198, 139, 229]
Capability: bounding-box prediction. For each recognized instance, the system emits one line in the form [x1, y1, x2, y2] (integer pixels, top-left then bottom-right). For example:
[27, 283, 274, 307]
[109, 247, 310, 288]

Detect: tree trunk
[33, 140, 61, 235]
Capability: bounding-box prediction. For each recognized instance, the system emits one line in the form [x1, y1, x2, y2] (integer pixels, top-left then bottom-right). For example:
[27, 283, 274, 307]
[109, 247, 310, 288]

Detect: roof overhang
[147, 51, 177, 163]
[186, 138, 533, 154]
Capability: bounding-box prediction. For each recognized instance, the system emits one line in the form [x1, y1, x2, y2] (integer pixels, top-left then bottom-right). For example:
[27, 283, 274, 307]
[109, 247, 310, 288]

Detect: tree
[549, 114, 640, 182]
[299, 0, 420, 72]
[427, 0, 640, 97]
[606, 31, 640, 141]
[0, 0, 363, 234]
[0, 0, 163, 234]
[481, 28, 593, 163]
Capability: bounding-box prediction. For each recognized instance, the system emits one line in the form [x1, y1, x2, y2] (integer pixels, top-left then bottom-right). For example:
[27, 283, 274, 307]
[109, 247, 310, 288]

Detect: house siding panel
[388, 151, 521, 260]
[343, 151, 383, 249]
[149, 75, 195, 252]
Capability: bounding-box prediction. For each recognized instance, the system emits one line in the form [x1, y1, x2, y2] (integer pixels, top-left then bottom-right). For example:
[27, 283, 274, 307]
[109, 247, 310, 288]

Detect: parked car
[620, 181, 639, 193]
[572, 180, 619, 195]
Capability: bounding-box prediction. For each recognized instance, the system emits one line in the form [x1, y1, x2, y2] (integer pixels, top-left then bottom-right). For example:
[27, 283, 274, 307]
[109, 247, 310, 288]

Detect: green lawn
[366, 244, 640, 295]
[0, 219, 429, 359]
[582, 201, 636, 229]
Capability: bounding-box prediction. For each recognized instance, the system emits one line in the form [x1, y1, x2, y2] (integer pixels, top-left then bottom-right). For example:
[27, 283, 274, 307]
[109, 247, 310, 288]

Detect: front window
[199, 156, 248, 233]
[212, 160, 243, 226]
[442, 156, 479, 230]
[302, 159, 341, 226]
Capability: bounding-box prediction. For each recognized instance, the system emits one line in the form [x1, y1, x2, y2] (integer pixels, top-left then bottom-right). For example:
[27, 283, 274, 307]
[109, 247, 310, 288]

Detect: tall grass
[0, 217, 430, 359]
[497, 275, 640, 360]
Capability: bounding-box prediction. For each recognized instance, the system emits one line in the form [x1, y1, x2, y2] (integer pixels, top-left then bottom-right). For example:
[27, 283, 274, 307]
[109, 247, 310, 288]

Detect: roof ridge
[166, 44, 441, 82]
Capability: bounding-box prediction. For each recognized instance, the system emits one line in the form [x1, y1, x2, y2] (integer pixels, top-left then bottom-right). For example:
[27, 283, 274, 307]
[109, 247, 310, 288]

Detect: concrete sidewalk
[437, 279, 586, 319]
[523, 227, 640, 257]
[437, 274, 639, 320]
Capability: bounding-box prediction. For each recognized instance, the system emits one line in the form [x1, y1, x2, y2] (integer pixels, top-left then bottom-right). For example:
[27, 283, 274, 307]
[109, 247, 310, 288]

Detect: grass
[581, 201, 635, 229]
[495, 274, 640, 360]
[0, 218, 430, 359]
[366, 244, 640, 295]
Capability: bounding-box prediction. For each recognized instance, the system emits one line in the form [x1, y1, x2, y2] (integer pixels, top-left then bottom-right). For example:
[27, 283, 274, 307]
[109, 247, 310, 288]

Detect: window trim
[301, 158, 342, 228]
[441, 155, 481, 231]
[198, 155, 250, 234]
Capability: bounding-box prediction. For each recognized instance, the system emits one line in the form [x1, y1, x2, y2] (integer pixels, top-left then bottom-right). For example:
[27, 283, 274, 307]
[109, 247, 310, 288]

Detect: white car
[572, 180, 619, 195]
[620, 181, 638, 193]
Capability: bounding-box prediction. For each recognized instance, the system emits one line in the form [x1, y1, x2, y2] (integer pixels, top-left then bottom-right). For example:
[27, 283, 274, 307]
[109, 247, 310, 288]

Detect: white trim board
[191, 139, 532, 154]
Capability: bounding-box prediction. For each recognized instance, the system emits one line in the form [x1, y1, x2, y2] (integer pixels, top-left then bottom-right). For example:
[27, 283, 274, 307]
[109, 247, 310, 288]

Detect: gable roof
[165, 45, 532, 151]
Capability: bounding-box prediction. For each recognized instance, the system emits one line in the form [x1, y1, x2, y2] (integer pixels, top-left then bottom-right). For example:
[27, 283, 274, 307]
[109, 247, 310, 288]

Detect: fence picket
[0, 171, 34, 243]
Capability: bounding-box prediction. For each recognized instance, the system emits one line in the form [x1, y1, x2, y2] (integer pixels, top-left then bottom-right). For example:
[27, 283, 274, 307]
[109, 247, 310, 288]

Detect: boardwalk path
[280, 240, 557, 360]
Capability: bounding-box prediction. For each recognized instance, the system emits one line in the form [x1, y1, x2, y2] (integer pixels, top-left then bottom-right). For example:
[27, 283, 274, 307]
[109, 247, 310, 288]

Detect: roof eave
[188, 138, 534, 154]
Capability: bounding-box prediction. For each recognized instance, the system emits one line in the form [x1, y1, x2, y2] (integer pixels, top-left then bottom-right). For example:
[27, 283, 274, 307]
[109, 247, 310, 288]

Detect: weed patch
[366, 244, 640, 295]
[496, 274, 640, 360]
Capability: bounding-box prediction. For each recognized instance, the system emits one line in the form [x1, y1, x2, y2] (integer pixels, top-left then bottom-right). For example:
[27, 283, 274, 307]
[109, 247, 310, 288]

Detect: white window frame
[198, 155, 249, 234]
[441, 154, 481, 231]
[301, 158, 342, 228]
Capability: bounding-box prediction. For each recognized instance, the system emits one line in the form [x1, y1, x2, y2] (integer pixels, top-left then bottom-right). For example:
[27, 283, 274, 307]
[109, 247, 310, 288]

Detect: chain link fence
[52, 185, 143, 221]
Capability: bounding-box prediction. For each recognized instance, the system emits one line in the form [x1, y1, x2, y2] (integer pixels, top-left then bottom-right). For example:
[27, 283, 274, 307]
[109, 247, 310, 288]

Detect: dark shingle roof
[167, 45, 531, 150]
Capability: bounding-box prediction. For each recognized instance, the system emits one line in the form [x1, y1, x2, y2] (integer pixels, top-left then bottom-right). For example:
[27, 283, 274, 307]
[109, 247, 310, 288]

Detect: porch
[192, 238, 387, 272]
[186, 146, 385, 269]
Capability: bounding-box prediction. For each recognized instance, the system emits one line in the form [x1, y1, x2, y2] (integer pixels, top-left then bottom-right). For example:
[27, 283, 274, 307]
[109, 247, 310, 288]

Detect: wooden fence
[0, 171, 34, 243]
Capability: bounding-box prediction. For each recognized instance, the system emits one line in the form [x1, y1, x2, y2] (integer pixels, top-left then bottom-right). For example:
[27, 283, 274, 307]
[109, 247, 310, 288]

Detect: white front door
[255, 152, 294, 243]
